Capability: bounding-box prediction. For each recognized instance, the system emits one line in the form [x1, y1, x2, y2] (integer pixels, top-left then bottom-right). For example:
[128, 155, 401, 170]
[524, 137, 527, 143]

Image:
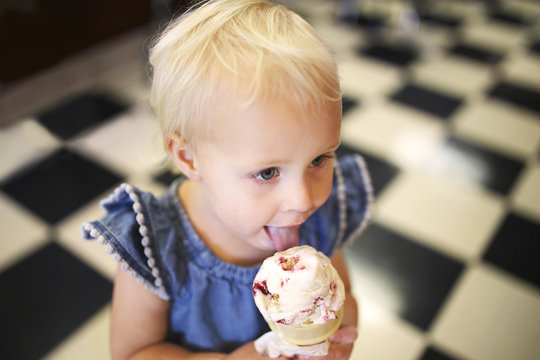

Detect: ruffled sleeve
[304, 154, 374, 256]
[81, 183, 171, 300]
[335, 153, 374, 247]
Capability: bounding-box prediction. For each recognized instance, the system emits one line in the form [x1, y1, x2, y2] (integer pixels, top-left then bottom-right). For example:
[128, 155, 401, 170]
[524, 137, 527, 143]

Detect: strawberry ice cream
[253, 245, 345, 341]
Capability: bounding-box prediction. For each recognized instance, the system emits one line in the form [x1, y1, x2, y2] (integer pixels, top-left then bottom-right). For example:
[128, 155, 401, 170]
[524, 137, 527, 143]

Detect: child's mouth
[264, 225, 299, 251]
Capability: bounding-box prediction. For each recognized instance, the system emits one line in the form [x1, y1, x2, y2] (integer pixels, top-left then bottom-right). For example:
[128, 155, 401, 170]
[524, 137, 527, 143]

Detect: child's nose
[282, 176, 315, 214]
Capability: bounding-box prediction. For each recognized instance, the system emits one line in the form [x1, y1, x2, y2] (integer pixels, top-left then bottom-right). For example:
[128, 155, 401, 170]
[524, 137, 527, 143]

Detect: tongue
[266, 226, 299, 251]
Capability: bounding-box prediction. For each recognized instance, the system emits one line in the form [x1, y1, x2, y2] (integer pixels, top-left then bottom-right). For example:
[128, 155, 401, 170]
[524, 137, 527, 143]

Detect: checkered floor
[1, 1, 540, 359]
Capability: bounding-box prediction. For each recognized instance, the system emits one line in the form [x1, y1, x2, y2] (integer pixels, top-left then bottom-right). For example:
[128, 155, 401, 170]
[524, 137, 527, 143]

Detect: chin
[255, 241, 275, 252]
[251, 235, 275, 252]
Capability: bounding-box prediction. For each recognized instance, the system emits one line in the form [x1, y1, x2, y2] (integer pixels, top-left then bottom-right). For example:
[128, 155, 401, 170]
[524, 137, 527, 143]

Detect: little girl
[82, 0, 372, 359]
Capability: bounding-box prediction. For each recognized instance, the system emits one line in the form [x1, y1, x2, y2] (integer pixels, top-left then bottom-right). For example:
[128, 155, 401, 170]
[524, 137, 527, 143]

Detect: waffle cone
[267, 308, 343, 346]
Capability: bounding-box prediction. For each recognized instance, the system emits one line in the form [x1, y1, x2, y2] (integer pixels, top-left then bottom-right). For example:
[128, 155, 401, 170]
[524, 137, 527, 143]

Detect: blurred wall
[0, 0, 152, 84]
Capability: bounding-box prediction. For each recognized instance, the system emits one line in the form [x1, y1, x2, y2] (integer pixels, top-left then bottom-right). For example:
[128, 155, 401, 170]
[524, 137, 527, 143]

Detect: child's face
[190, 94, 341, 258]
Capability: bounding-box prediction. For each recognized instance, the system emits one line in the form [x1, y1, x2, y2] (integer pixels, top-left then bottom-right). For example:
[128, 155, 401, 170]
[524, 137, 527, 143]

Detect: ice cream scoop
[253, 245, 345, 345]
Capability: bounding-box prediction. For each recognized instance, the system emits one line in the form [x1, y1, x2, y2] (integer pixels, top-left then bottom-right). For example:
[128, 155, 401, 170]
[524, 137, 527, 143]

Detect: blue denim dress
[81, 154, 373, 353]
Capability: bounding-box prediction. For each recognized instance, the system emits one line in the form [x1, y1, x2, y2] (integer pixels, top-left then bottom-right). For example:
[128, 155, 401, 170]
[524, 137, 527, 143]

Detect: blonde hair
[149, 0, 341, 151]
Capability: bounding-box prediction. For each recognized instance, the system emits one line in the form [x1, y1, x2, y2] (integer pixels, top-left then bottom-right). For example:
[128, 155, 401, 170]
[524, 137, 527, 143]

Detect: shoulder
[334, 154, 374, 245]
[305, 154, 374, 254]
[81, 183, 177, 300]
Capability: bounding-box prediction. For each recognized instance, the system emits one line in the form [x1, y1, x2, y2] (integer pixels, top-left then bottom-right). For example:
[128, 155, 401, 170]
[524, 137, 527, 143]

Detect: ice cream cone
[267, 308, 343, 346]
[253, 246, 346, 349]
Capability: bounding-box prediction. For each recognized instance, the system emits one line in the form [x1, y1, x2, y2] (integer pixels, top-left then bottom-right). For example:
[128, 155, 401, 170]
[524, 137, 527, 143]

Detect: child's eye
[254, 167, 279, 181]
[311, 154, 334, 167]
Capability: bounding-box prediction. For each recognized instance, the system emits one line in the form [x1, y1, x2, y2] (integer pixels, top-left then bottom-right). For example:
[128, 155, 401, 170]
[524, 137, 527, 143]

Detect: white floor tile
[501, 0, 540, 19]
[444, 0, 485, 20]
[453, 100, 540, 160]
[126, 175, 168, 197]
[410, 56, 493, 97]
[501, 53, 540, 89]
[43, 305, 111, 360]
[348, 256, 426, 360]
[417, 25, 454, 59]
[341, 103, 446, 170]
[290, 0, 337, 23]
[55, 179, 167, 281]
[55, 194, 120, 281]
[0, 119, 60, 182]
[358, 0, 397, 16]
[351, 299, 426, 360]
[338, 57, 402, 102]
[314, 22, 364, 59]
[69, 104, 165, 177]
[0, 193, 49, 272]
[431, 264, 540, 360]
[375, 172, 505, 261]
[511, 164, 540, 222]
[461, 21, 526, 52]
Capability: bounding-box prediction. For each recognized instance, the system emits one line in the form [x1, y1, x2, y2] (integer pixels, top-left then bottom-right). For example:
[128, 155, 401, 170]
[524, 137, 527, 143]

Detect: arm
[110, 265, 168, 359]
[111, 266, 224, 359]
[331, 251, 358, 330]
[111, 266, 274, 360]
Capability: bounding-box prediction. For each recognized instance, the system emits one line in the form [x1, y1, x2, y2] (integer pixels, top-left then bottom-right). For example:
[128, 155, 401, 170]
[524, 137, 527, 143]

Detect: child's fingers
[329, 325, 358, 344]
[296, 342, 354, 360]
[295, 327, 358, 360]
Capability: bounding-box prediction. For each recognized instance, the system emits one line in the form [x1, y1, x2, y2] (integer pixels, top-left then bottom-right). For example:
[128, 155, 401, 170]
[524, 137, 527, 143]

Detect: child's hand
[296, 325, 358, 360]
[226, 341, 291, 360]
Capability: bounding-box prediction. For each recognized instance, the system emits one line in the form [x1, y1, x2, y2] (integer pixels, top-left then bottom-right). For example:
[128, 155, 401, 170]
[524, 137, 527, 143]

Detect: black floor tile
[337, 12, 386, 29]
[390, 84, 463, 119]
[426, 137, 524, 195]
[154, 169, 181, 187]
[420, 13, 462, 28]
[483, 213, 540, 289]
[0, 242, 113, 360]
[336, 13, 359, 27]
[336, 144, 399, 196]
[0, 148, 123, 224]
[490, 9, 531, 26]
[419, 346, 460, 360]
[38, 92, 128, 140]
[360, 44, 418, 67]
[449, 44, 503, 65]
[488, 81, 540, 114]
[355, 13, 387, 30]
[530, 40, 540, 54]
[342, 96, 359, 116]
[348, 223, 464, 331]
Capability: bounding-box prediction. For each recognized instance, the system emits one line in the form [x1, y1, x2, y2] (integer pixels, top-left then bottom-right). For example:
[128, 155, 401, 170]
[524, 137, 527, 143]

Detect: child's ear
[167, 135, 202, 181]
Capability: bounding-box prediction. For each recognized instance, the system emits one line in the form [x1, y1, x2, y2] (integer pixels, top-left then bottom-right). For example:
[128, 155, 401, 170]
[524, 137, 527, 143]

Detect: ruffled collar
[161, 178, 263, 284]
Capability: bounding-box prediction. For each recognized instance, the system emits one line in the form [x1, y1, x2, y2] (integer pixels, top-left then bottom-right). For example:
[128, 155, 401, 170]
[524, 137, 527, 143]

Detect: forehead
[205, 94, 341, 161]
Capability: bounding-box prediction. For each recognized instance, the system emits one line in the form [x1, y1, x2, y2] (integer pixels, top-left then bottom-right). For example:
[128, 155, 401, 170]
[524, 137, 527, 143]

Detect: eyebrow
[250, 143, 341, 168]
[327, 142, 341, 152]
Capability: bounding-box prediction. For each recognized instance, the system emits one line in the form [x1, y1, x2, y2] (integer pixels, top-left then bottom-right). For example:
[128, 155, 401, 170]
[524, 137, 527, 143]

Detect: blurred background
[0, 0, 539, 359]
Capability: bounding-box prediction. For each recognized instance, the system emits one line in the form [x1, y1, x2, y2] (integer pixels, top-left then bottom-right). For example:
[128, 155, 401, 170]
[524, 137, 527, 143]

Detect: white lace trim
[334, 160, 347, 248]
[82, 183, 169, 300]
[344, 155, 374, 245]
